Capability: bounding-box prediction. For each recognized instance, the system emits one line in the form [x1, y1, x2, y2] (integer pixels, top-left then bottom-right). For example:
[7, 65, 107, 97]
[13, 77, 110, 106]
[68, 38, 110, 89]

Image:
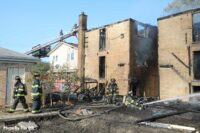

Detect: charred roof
[87, 18, 156, 32]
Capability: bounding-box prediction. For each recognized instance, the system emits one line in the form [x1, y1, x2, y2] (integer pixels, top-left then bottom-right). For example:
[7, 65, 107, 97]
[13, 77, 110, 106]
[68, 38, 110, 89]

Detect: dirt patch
[34, 108, 183, 133]
[0, 103, 200, 133]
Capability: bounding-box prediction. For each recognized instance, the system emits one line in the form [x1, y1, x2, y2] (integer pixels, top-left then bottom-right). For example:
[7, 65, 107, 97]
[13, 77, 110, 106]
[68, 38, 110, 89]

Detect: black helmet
[15, 76, 21, 80]
[111, 78, 116, 82]
[34, 72, 40, 77]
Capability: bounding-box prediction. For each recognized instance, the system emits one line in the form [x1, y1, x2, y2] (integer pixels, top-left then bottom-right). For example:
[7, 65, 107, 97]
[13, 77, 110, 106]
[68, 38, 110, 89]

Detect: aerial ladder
[26, 24, 78, 58]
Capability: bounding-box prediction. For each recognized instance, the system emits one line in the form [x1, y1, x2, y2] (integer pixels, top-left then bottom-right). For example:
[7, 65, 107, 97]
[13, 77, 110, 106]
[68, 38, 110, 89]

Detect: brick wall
[158, 12, 193, 99]
[0, 65, 7, 106]
[85, 20, 130, 95]
[83, 19, 158, 96]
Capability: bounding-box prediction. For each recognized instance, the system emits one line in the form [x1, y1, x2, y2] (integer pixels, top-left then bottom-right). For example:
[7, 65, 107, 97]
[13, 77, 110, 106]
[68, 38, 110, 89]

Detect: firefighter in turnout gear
[32, 73, 42, 114]
[8, 76, 29, 113]
[107, 78, 118, 104]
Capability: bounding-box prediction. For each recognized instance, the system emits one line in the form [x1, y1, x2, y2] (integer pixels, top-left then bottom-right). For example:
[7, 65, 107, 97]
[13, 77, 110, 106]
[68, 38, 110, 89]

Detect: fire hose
[58, 106, 123, 121]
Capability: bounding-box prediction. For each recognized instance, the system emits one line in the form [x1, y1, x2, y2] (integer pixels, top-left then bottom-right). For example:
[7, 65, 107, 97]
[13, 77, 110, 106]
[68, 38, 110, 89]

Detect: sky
[0, 0, 172, 53]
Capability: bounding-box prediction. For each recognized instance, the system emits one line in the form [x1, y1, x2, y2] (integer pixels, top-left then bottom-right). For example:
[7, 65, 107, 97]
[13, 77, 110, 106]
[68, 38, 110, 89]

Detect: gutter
[0, 58, 40, 63]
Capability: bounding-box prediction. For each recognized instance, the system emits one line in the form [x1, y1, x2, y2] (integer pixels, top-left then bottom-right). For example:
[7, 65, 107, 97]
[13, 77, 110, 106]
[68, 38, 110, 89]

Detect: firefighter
[8, 76, 29, 113]
[124, 96, 143, 110]
[107, 78, 118, 104]
[31, 73, 42, 114]
[130, 77, 139, 96]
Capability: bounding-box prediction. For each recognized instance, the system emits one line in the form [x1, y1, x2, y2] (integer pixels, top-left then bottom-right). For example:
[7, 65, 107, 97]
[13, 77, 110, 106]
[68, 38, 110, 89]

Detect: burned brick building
[78, 13, 158, 97]
[158, 8, 200, 99]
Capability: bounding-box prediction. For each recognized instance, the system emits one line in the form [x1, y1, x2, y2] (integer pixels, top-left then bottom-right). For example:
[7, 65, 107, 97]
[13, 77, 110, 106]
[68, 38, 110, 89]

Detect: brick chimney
[78, 12, 87, 83]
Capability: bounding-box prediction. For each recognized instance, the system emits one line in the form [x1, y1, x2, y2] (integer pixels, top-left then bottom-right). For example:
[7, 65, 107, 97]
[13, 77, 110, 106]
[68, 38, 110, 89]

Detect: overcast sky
[0, 0, 172, 53]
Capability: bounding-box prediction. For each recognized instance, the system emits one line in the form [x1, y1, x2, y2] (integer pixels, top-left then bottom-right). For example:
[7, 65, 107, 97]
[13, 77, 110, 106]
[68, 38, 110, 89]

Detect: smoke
[135, 39, 153, 67]
[164, 0, 200, 16]
[134, 23, 157, 67]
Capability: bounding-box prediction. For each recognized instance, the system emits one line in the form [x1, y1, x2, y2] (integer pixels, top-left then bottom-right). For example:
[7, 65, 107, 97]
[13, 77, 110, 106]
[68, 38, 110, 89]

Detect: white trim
[48, 42, 77, 56]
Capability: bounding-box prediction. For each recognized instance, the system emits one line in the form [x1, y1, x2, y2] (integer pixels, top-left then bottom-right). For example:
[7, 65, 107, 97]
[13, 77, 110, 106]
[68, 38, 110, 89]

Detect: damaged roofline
[86, 18, 156, 32]
[158, 7, 200, 21]
[87, 18, 136, 32]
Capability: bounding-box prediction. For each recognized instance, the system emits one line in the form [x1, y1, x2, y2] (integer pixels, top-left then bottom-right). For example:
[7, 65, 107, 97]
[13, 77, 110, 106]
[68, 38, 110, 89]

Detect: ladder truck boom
[26, 26, 78, 58]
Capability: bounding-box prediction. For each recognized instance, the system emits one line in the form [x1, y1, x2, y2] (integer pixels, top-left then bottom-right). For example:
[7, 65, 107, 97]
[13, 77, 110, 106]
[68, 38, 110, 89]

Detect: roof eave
[48, 42, 78, 56]
[0, 58, 40, 63]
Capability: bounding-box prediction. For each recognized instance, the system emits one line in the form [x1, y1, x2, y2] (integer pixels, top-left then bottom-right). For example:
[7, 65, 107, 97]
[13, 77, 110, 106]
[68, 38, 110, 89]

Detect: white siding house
[48, 42, 78, 72]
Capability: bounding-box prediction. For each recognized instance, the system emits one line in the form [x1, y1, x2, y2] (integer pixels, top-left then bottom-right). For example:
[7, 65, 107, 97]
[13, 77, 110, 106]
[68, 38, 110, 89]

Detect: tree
[42, 63, 80, 106]
[31, 62, 50, 78]
[164, 0, 200, 14]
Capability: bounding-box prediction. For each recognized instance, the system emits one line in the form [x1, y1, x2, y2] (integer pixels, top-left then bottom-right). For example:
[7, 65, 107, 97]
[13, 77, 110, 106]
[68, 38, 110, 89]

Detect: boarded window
[193, 51, 200, 79]
[99, 56, 105, 78]
[99, 28, 106, 50]
[193, 13, 200, 42]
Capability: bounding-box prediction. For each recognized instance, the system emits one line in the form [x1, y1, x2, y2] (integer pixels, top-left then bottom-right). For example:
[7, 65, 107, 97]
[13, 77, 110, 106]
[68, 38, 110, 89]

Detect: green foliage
[58, 65, 80, 86]
[31, 62, 50, 77]
[164, 0, 200, 14]
[42, 63, 80, 106]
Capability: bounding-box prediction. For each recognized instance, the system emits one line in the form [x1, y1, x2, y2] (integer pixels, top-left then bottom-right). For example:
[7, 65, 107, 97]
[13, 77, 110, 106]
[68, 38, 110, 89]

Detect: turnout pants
[32, 96, 41, 113]
[107, 93, 117, 104]
[11, 96, 28, 111]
